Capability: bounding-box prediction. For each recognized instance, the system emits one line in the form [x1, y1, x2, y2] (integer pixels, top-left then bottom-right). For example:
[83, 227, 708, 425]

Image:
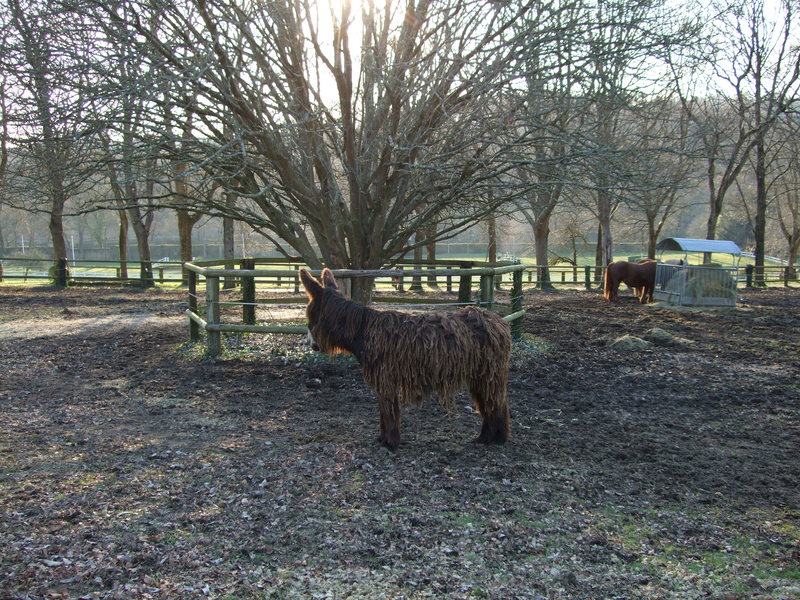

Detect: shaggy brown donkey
[300, 269, 511, 451]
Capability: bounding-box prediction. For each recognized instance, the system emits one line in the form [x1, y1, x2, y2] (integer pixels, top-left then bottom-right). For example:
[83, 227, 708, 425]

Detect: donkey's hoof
[475, 430, 508, 445]
[378, 434, 400, 451]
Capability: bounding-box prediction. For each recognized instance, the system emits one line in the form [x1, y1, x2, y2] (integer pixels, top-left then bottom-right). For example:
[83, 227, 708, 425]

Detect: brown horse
[604, 259, 657, 304]
[300, 268, 511, 451]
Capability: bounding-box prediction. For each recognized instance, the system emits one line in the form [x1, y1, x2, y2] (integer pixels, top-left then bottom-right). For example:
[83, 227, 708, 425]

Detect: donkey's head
[299, 268, 340, 353]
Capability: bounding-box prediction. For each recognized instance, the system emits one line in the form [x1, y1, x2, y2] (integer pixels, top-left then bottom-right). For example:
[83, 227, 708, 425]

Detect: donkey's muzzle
[307, 330, 320, 351]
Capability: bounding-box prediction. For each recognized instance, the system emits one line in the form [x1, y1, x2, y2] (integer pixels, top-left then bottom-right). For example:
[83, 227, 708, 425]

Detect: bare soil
[1, 283, 799, 600]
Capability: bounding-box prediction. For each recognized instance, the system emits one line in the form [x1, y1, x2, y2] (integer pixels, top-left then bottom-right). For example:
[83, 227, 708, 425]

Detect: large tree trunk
[410, 230, 424, 293]
[222, 193, 236, 289]
[118, 207, 129, 280]
[533, 213, 554, 290]
[177, 208, 202, 286]
[597, 189, 613, 267]
[425, 225, 439, 290]
[646, 214, 657, 260]
[594, 223, 604, 284]
[787, 241, 799, 284]
[130, 213, 154, 287]
[754, 138, 767, 286]
[48, 199, 68, 262]
[49, 199, 69, 286]
[126, 180, 154, 288]
[349, 276, 375, 305]
[705, 172, 721, 244]
[487, 216, 497, 263]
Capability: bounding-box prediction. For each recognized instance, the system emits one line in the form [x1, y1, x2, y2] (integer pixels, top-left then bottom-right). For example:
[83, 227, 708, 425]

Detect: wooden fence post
[0, 263, 3, 282]
[188, 269, 200, 341]
[745, 264, 753, 288]
[241, 258, 256, 325]
[479, 274, 494, 309]
[511, 269, 523, 341]
[584, 266, 592, 291]
[457, 262, 472, 304]
[206, 275, 221, 356]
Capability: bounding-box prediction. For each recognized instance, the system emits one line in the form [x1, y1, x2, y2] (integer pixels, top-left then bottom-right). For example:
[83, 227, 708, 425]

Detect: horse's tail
[603, 264, 613, 300]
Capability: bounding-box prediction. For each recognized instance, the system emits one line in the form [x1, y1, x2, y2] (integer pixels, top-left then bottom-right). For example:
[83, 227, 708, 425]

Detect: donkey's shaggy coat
[300, 269, 511, 451]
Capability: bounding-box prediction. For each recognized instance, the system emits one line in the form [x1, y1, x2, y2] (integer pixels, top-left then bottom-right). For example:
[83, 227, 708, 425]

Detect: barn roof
[656, 238, 742, 255]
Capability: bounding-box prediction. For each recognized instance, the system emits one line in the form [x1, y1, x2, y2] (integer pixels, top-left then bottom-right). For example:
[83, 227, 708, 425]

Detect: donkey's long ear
[299, 269, 323, 298]
[321, 268, 339, 290]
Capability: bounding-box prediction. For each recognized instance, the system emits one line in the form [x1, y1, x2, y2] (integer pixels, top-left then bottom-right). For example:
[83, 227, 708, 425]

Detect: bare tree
[670, 0, 799, 276]
[622, 97, 698, 258]
[164, 106, 206, 284]
[509, 2, 582, 289]
[92, 0, 579, 301]
[571, 0, 700, 269]
[93, 2, 175, 286]
[739, 0, 800, 283]
[0, 65, 9, 252]
[767, 114, 800, 280]
[2, 0, 102, 268]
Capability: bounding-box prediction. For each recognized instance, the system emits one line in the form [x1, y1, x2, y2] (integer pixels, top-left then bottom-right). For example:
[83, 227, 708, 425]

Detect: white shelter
[654, 238, 742, 307]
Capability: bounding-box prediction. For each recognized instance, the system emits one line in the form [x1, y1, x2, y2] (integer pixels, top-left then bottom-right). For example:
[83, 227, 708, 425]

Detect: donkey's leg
[470, 379, 510, 445]
[377, 395, 402, 451]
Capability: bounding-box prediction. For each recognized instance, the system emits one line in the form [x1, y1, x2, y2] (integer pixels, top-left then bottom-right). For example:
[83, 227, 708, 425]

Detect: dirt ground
[0, 283, 798, 600]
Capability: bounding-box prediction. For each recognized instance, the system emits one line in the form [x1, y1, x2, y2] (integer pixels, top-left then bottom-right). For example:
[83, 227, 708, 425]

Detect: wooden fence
[0, 257, 185, 284]
[184, 260, 528, 356]
[1, 256, 798, 287]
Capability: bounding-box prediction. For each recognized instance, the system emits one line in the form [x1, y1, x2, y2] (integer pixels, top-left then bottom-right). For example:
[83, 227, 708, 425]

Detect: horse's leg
[470, 378, 510, 445]
[610, 277, 618, 301]
[377, 395, 401, 451]
[605, 267, 619, 302]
